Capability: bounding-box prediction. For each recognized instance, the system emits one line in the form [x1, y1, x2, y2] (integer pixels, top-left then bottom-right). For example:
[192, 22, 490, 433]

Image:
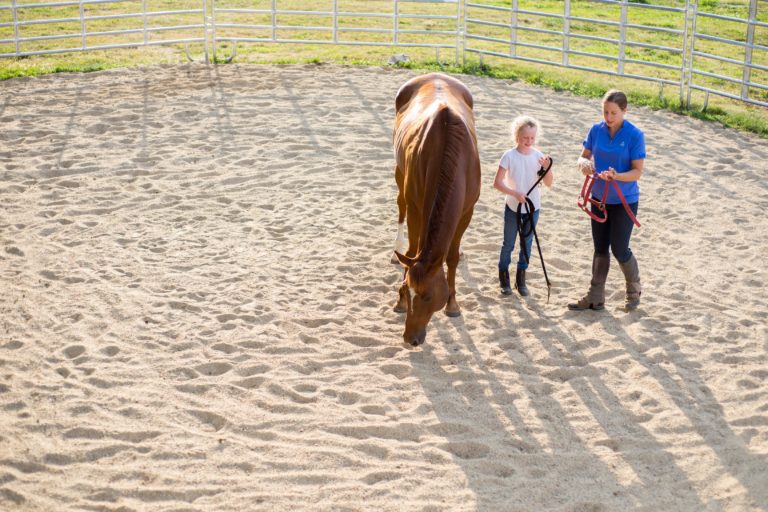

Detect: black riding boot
[499, 269, 512, 295]
[515, 269, 529, 297]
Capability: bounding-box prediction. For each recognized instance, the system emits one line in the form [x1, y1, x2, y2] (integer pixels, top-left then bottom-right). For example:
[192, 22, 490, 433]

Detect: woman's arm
[577, 148, 594, 176]
[601, 159, 644, 182]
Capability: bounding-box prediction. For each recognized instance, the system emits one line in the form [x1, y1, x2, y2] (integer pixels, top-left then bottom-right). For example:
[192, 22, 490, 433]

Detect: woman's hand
[598, 167, 617, 181]
[577, 156, 594, 176]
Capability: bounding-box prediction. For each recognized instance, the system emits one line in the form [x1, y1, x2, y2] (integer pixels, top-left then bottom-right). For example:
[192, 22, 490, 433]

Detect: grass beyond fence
[0, 0, 766, 137]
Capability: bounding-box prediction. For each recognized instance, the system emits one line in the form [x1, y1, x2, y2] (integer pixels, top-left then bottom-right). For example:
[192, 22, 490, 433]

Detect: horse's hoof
[445, 308, 461, 318]
[393, 304, 406, 314]
[390, 254, 400, 265]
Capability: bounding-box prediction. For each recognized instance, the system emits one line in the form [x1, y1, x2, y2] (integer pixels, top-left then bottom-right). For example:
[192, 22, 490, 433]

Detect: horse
[391, 73, 481, 346]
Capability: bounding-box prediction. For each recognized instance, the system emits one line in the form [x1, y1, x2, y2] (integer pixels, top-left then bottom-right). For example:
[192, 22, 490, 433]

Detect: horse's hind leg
[392, 164, 407, 264]
[445, 212, 473, 317]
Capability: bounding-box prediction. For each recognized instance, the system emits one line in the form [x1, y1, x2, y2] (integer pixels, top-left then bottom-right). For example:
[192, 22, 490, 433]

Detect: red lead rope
[577, 173, 641, 228]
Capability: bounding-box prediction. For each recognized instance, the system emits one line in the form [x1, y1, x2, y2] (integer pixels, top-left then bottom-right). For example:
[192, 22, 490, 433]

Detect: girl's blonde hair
[510, 115, 541, 143]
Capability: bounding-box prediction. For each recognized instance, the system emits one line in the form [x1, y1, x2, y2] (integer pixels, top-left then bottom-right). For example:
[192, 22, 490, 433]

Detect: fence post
[461, 0, 467, 65]
[271, 0, 277, 42]
[684, 0, 698, 108]
[203, 0, 209, 63]
[142, 0, 148, 46]
[618, 0, 627, 75]
[394, 0, 399, 46]
[680, 0, 690, 104]
[333, 0, 338, 44]
[211, 0, 217, 63]
[510, 0, 518, 57]
[454, 0, 460, 65]
[741, 0, 758, 101]
[79, 0, 86, 51]
[11, 0, 19, 56]
[563, 0, 570, 67]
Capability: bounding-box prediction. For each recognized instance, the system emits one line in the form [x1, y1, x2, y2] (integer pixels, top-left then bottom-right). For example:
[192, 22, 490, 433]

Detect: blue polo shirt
[583, 120, 645, 204]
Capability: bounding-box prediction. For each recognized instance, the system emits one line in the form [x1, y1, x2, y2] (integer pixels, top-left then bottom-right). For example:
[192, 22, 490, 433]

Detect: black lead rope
[515, 157, 554, 302]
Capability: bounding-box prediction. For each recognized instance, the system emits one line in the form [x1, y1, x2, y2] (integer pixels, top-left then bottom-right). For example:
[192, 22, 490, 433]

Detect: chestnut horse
[392, 73, 481, 346]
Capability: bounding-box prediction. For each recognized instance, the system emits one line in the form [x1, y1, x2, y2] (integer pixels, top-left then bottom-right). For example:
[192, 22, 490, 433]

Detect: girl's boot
[515, 269, 529, 296]
[499, 269, 512, 295]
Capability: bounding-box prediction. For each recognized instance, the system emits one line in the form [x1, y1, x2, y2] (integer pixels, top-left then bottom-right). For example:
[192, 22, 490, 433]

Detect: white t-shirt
[499, 147, 545, 212]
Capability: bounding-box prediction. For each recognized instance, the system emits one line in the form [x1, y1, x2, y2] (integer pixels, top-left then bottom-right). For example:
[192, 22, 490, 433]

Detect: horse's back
[393, 73, 477, 176]
[395, 73, 473, 114]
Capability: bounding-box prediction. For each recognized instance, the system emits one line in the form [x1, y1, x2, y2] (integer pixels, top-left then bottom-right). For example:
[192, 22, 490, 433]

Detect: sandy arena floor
[1, 64, 767, 511]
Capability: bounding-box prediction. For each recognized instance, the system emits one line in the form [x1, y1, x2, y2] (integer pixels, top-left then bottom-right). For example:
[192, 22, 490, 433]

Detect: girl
[569, 89, 645, 311]
[494, 116, 553, 296]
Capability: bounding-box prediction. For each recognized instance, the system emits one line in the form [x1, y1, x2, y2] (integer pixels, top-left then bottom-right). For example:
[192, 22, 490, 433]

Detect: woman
[569, 89, 645, 311]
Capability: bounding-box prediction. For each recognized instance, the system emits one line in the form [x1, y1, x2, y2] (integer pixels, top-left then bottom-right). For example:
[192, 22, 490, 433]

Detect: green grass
[1, 0, 766, 137]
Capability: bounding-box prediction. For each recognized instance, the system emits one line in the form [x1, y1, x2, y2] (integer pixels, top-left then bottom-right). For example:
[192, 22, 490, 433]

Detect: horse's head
[395, 253, 449, 346]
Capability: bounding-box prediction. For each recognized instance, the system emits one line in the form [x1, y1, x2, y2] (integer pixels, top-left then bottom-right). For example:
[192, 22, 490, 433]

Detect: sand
[1, 63, 766, 511]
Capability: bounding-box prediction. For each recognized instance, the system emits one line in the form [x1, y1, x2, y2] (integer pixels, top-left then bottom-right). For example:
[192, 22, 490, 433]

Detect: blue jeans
[499, 205, 539, 271]
[591, 202, 638, 263]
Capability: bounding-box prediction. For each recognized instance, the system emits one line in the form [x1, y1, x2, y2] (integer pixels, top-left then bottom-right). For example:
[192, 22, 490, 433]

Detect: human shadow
[278, 73, 321, 151]
[341, 74, 393, 140]
[575, 307, 768, 510]
[0, 94, 9, 118]
[406, 260, 712, 510]
[48, 84, 83, 178]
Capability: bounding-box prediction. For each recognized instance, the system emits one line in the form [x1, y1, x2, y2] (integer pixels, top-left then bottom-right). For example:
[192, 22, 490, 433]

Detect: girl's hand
[598, 167, 617, 181]
[514, 192, 527, 204]
[539, 155, 552, 170]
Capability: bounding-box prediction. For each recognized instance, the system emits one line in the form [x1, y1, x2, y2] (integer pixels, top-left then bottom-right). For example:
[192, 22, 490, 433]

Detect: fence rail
[1, 0, 766, 108]
[0, 0, 208, 59]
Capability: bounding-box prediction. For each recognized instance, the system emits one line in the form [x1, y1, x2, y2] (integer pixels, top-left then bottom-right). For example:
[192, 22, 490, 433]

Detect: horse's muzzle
[404, 328, 426, 347]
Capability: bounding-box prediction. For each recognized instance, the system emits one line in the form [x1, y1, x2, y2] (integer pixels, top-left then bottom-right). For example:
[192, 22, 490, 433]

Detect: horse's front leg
[391, 164, 407, 264]
[444, 249, 461, 318]
[393, 274, 408, 313]
[444, 213, 472, 317]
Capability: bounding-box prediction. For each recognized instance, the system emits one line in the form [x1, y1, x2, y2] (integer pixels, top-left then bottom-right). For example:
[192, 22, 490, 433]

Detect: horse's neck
[419, 164, 464, 267]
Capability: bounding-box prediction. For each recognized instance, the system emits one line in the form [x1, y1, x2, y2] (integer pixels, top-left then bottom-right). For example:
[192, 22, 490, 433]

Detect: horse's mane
[419, 106, 471, 268]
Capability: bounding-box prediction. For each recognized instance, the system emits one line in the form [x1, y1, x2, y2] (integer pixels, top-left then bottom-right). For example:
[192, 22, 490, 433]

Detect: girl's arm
[493, 166, 525, 203]
[539, 154, 554, 188]
[543, 166, 554, 188]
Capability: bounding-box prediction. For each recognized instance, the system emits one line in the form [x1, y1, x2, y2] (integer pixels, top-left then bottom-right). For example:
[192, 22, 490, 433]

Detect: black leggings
[591, 202, 638, 263]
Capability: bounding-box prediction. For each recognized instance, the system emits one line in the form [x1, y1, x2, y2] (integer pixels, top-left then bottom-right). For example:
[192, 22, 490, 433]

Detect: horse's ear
[395, 251, 415, 269]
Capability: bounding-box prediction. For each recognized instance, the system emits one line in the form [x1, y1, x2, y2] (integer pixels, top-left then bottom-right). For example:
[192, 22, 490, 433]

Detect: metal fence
[211, 0, 462, 63]
[1, 0, 766, 108]
[0, 0, 209, 60]
[685, 1, 768, 108]
[465, 0, 767, 108]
